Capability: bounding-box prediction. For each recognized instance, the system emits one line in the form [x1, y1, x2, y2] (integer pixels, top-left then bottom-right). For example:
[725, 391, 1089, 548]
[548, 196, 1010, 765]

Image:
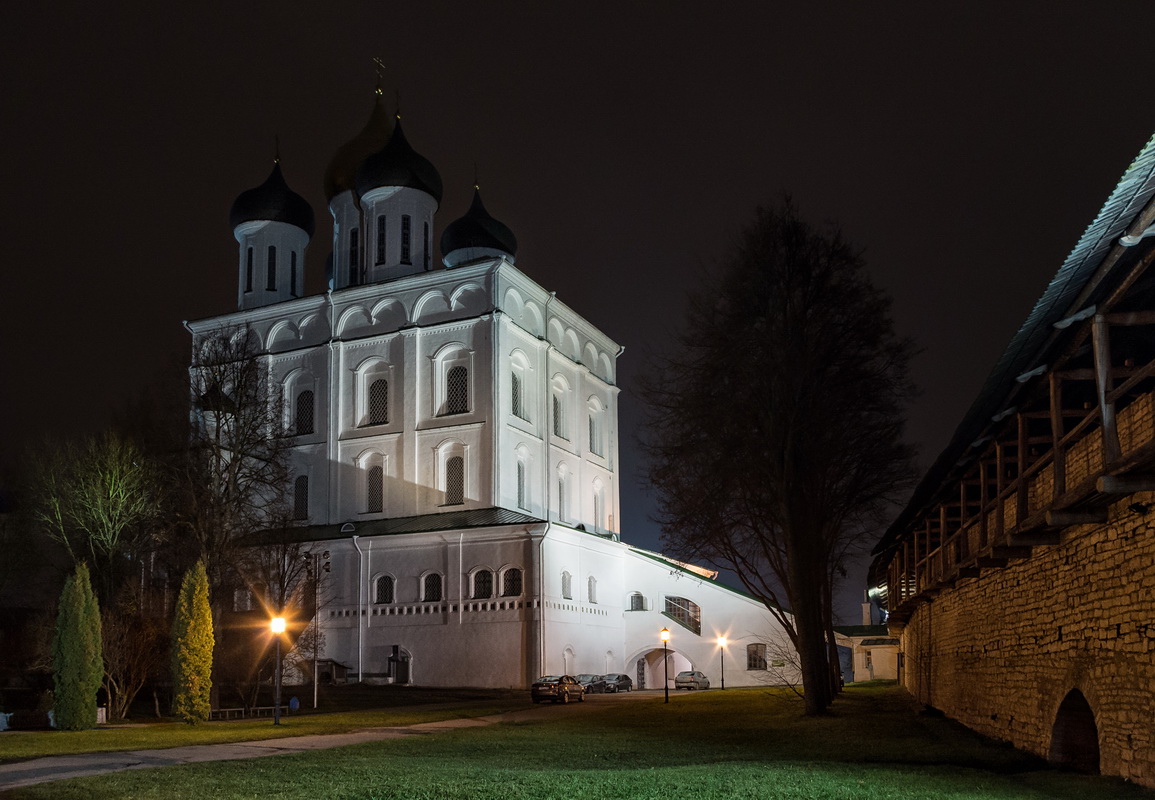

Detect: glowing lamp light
[660, 627, 670, 642]
[271, 617, 286, 634]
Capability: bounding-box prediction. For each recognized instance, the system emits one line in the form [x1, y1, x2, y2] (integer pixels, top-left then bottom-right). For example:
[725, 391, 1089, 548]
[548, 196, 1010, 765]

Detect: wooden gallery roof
[871, 131, 1155, 621]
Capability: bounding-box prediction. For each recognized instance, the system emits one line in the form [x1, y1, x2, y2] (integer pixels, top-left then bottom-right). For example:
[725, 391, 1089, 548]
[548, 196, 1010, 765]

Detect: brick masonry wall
[900, 494, 1155, 787]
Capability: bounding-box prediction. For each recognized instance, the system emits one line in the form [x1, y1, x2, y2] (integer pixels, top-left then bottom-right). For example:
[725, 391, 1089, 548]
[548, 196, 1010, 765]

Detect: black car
[601, 673, 633, 693]
[575, 674, 608, 694]
[531, 675, 585, 704]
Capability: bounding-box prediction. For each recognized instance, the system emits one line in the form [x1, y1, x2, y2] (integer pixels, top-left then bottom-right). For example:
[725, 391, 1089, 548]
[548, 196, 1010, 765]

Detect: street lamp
[718, 636, 727, 690]
[660, 627, 671, 704]
[271, 616, 286, 725]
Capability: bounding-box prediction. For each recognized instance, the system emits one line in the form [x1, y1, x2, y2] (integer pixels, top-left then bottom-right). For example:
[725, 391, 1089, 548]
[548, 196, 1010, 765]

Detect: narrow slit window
[245, 247, 254, 292]
[367, 465, 384, 513]
[512, 372, 524, 419]
[376, 214, 387, 264]
[401, 215, 411, 264]
[552, 395, 563, 438]
[349, 228, 360, 285]
[295, 390, 315, 435]
[516, 461, 527, 510]
[266, 246, 277, 290]
[423, 221, 430, 269]
[290, 251, 298, 297]
[293, 475, 309, 520]
[446, 455, 464, 505]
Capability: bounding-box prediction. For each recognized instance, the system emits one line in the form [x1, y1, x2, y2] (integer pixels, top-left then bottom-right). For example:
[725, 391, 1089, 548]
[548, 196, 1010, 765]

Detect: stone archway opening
[1049, 689, 1100, 774]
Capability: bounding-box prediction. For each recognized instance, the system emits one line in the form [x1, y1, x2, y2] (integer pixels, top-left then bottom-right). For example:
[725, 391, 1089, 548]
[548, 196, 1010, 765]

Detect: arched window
[423, 573, 443, 602]
[295, 390, 315, 435]
[588, 397, 605, 456]
[368, 378, 389, 425]
[588, 576, 598, 604]
[366, 465, 384, 513]
[592, 485, 603, 530]
[552, 395, 563, 437]
[401, 215, 412, 264]
[502, 568, 523, 597]
[266, 245, 277, 291]
[375, 575, 394, 604]
[561, 571, 572, 600]
[446, 366, 469, 415]
[629, 592, 645, 611]
[445, 455, 465, 505]
[293, 475, 309, 520]
[472, 570, 493, 599]
[747, 643, 767, 670]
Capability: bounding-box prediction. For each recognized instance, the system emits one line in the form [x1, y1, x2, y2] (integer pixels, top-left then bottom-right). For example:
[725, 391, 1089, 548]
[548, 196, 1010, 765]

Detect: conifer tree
[172, 561, 214, 724]
[52, 563, 103, 730]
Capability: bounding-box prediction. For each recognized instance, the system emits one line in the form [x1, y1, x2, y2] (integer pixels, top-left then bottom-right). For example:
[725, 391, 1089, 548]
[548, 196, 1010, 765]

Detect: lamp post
[660, 627, 671, 704]
[718, 636, 727, 690]
[271, 616, 286, 725]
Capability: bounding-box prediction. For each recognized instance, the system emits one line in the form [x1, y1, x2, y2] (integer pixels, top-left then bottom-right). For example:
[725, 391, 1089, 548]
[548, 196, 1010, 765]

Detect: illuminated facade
[188, 90, 794, 689]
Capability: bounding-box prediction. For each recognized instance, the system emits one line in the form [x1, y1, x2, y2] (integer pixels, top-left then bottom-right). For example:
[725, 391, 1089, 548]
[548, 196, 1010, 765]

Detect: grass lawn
[2, 683, 1150, 799]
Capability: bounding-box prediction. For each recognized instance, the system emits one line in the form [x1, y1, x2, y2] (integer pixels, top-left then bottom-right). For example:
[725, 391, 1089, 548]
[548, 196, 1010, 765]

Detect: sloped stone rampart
[900, 497, 1155, 788]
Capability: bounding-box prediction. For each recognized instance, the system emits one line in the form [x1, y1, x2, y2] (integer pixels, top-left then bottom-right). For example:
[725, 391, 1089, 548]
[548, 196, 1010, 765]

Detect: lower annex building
[187, 88, 797, 691]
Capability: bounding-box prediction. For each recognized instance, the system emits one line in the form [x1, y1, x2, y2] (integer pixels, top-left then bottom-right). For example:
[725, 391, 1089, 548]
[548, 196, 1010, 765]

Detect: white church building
[187, 89, 797, 690]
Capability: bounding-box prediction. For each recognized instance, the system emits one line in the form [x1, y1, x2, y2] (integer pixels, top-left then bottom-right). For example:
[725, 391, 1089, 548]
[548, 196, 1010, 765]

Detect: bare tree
[101, 588, 168, 721]
[173, 326, 293, 621]
[26, 432, 160, 604]
[642, 199, 915, 714]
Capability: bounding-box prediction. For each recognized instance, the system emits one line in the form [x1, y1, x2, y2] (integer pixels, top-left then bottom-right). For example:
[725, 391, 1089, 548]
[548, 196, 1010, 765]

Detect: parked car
[674, 670, 710, 690]
[531, 675, 585, 704]
[601, 673, 633, 693]
[575, 674, 607, 694]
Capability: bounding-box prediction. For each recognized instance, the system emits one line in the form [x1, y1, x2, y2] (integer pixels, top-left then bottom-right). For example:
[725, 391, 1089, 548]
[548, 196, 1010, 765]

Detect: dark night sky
[4, 2, 1155, 621]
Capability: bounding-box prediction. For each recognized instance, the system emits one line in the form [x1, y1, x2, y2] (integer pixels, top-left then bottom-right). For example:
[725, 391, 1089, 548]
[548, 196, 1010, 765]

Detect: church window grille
[446, 456, 464, 505]
[266, 246, 277, 291]
[401, 215, 411, 264]
[295, 390, 315, 435]
[516, 461, 527, 510]
[512, 372, 525, 419]
[588, 576, 598, 604]
[423, 573, 442, 602]
[502, 568, 523, 597]
[472, 570, 493, 599]
[367, 465, 384, 513]
[290, 251, 297, 297]
[557, 477, 567, 521]
[629, 592, 645, 611]
[349, 228, 360, 285]
[561, 571, 572, 600]
[588, 415, 602, 456]
[368, 378, 389, 425]
[747, 643, 767, 671]
[593, 490, 602, 530]
[552, 395, 564, 438]
[446, 366, 469, 414]
[293, 475, 309, 520]
[663, 596, 701, 635]
[375, 575, 394, 604]
[423, 222, 430, 269]
[375, 215, 387, 264]
[245, 247, 253, 292]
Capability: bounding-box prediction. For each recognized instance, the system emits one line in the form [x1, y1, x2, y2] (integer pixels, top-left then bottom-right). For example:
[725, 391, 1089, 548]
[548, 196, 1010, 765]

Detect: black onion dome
[440, 188, 517, 260]
[324, 93, 393, 201]
[354, 118, 443, 204]
[229, 162, 315, 237]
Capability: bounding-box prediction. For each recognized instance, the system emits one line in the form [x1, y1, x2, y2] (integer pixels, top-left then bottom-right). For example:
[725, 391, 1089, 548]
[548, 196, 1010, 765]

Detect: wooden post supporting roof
[1017, 413, 1029, 527]
[1049, 372, 1067, 497]
[1093, 314, 1122, 464]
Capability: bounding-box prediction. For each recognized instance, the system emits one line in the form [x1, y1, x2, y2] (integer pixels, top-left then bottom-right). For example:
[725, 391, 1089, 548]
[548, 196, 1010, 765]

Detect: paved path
[0, 693, 645, 791]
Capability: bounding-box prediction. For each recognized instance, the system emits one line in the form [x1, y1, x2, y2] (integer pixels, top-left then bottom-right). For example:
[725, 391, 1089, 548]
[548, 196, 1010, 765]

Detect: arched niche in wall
[412, 289, 453, 325]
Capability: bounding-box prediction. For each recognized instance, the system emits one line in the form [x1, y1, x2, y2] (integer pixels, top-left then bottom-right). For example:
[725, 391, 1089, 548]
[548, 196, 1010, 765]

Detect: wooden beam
[1092, 315, 1122, 464]
[1103, 310, 1155, 326]
[979, 460, 989, 548]
[1045, 509, 1108, 527]
[1016, 413, 1029, 526]
[977, 556, 1009, 569]
[1097, 475, 1155, 493]
[996, 441, 1006, 541]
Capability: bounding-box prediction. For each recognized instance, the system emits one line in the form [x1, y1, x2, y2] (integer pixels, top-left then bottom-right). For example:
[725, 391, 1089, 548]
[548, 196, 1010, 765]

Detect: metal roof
[874, 130, 1155, 557]
[249, 507, 545, 545]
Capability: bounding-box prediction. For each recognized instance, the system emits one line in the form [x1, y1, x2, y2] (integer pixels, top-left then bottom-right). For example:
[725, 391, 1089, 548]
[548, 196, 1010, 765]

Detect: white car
[674, 670, 710, 690]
